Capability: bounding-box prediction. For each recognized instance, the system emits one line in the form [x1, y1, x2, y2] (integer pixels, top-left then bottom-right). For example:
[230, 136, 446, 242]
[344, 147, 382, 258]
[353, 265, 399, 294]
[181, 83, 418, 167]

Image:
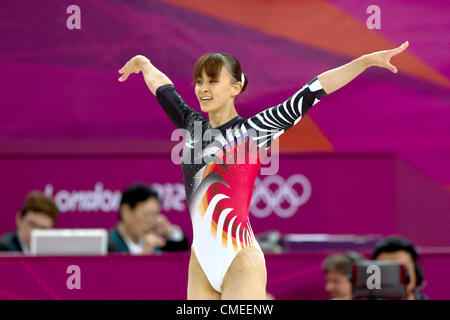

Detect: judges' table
[0, 251, 448, 299]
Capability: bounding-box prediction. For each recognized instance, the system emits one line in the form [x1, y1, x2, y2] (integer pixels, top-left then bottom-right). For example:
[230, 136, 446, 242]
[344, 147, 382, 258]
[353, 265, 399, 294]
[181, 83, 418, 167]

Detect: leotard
[156, 77, 327, 292]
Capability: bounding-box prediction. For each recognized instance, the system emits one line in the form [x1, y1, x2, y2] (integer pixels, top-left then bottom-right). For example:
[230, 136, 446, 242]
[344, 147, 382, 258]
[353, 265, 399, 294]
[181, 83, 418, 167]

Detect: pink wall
[1, 153, 449, 247]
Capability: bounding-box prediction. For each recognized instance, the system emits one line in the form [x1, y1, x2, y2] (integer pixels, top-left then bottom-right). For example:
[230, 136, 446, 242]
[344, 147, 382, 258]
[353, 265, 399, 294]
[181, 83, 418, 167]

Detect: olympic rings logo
[250, 174, 311, 218]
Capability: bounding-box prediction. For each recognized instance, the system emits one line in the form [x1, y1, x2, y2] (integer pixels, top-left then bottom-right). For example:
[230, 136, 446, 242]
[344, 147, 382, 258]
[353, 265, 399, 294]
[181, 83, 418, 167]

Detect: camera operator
[372, 236, 427, 300]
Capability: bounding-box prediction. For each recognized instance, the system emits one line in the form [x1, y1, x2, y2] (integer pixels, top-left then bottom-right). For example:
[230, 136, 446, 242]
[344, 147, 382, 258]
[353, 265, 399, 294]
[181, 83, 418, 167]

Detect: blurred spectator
[0, 191, 59, 253]
[322, 251, 364, 300]
[108, 183, 189, 254]
[372, 235, 427, 300]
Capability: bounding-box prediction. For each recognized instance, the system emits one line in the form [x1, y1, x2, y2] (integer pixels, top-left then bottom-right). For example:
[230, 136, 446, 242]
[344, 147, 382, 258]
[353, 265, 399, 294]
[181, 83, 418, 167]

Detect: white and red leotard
[156, 77, 327, 292]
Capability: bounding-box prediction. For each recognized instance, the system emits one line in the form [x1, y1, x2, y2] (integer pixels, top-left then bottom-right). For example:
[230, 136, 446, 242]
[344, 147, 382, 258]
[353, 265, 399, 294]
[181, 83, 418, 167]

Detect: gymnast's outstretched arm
[318, 41, 409, 94]
[118, 55, 203, 129]
[244, 41, 409, 149]
[118, 55, 172, 95]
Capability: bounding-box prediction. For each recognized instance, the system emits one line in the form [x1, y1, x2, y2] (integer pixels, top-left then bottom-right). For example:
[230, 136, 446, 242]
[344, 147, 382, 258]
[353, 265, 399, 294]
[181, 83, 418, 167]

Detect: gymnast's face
[195, 66, 241, 113]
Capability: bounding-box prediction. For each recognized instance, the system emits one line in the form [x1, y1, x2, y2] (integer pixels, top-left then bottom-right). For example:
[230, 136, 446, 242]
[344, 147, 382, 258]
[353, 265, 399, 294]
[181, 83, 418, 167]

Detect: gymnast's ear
[231, 81, 243, 97]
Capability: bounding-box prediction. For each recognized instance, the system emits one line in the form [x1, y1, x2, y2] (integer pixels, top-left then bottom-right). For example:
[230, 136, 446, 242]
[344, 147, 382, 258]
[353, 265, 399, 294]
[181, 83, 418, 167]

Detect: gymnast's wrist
[360, 54, 374, 69]
[136, 56, 152, 71]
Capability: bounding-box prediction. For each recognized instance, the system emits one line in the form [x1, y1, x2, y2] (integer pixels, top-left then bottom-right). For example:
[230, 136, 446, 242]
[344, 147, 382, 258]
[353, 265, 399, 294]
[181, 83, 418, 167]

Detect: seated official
[108, 183, 189, 255]
[0, 191, 59, 253]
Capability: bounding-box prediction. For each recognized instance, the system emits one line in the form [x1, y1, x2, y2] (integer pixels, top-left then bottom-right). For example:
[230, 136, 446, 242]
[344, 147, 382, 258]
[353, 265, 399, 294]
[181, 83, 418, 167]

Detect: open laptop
[30, 229, 108, 256]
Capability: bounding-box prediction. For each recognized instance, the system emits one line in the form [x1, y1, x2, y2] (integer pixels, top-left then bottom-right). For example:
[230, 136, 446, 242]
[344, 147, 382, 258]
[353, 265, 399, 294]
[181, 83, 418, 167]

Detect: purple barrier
[1, 153, 449, 247]
[0, 250, 448, 299]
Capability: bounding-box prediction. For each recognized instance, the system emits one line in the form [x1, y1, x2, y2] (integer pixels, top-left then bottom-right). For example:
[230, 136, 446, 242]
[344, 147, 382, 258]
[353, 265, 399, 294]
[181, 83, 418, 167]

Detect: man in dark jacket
[0, 191, 59, 253]
[108, 183, 189, 254]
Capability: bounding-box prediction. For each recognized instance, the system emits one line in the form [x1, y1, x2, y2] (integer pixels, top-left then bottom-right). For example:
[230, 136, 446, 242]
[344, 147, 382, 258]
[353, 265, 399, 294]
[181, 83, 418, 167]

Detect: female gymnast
[118, 41, 409, 300]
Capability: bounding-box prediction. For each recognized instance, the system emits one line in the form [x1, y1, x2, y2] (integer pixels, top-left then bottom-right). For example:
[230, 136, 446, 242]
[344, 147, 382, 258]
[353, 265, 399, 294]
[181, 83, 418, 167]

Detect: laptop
[30, 229, 108, 256]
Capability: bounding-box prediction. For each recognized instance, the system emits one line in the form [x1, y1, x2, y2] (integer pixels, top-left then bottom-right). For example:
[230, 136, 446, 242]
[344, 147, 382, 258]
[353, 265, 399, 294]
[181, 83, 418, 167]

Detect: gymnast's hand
[364, 41, 409, 73]
[117, 55, 173, 95]
[318, 41, 410, 94]
[118, 55, 151, 82]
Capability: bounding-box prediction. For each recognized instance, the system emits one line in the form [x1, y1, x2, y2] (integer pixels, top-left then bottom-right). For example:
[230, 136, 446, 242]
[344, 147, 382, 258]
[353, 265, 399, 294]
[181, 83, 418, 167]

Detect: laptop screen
[30, 229, 108, 256]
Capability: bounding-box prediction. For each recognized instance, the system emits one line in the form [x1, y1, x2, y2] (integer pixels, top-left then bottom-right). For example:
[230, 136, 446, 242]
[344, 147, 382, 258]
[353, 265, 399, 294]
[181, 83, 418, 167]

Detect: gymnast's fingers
[118, 72, 130, 82]
[387, 62, 398, 73]
[391, 41, 409, 58]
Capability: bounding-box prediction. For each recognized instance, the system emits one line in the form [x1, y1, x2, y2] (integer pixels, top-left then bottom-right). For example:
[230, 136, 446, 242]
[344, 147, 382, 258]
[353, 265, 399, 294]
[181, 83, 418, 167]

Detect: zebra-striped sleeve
[245, 76, 327, 149]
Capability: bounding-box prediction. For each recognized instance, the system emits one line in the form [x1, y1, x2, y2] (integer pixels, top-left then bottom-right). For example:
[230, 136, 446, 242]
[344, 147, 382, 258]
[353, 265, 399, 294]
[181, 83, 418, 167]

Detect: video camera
[352, 260, 409, 300]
